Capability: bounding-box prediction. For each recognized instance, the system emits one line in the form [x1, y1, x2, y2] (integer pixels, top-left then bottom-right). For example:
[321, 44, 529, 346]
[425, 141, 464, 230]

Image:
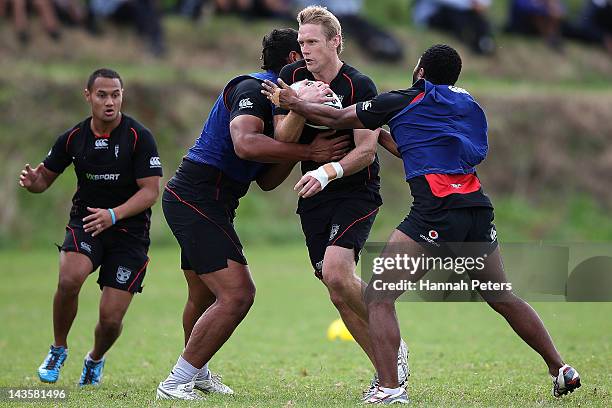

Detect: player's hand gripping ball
[290, 80, 342, 130]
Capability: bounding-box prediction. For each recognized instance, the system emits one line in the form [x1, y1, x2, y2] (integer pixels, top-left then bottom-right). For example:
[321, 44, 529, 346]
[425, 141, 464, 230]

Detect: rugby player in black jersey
[19, 69, 163, 386]
[263, 44, 581, 404]
[272, 6, 408, 399]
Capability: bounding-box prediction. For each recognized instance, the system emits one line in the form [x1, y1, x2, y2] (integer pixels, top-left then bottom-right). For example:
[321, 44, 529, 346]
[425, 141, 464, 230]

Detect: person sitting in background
[89, 0, 166, 56]
[0, 0, 61, 44]
[52, 0, 85, 27]
[294, 0, 404, 62]
[412, 0, 495, 55]
[506, 0, 567, 50]
[573, 0, 612, 54]
[214, 0, 292, 19]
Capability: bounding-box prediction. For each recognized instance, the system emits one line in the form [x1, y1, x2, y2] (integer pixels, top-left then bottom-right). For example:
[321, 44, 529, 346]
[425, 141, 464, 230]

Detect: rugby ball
[290, 80, 342, 130]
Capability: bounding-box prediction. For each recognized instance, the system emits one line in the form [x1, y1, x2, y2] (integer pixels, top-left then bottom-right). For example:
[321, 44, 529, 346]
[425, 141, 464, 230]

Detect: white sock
[381, 386, 402, 395]
[86, 353, 103, 363]
[195, 363, 210, 380]
[163, 355, 200, 387]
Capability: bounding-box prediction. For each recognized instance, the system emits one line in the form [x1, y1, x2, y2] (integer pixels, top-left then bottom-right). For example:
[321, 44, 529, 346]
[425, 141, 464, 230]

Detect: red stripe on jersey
[342, 73, 354, 104]
[65, 128, 80, 153]
[424, 173, 481, 198]
[130, 127, 138, 151]
[223, 85, 235, 110]
[410, 92, 425, 105]
[292, 66, 308, 84]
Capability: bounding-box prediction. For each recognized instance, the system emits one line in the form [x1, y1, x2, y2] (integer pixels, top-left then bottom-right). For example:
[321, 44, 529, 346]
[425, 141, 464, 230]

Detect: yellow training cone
[326, 318, 355, 341]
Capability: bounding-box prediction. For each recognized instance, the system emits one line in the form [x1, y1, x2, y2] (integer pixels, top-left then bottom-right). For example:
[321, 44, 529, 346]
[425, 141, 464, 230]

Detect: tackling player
[271, 6, 409, 399]
[263, 44, 581, 404]
[19, 69, 163, 386]
[156, 28, 350, 400]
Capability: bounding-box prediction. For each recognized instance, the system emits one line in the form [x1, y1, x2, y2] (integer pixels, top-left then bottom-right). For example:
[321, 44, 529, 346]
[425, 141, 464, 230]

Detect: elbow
[234, 139, 258, 160]
[146, 183, 161, 207]
[234, 144, 252, 160]
[151, 186, 160, 205]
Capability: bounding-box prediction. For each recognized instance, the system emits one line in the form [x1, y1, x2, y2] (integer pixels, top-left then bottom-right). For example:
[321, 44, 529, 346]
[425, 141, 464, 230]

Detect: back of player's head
[87, 68, 123, 90]
[418, 44, 462, 86]
[297, 6, 343, 55]
[261, 28, 301, 74]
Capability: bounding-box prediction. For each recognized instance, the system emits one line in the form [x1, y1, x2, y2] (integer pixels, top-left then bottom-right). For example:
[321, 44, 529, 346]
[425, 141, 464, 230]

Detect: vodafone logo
[428, 230, 439, 240]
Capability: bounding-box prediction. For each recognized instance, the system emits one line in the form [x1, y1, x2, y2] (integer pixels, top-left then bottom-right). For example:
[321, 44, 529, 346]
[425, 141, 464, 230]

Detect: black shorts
[300, 198, 379, 279]
[162, 160, 248, 275]
[397, 207, 498, 257]
[60, 219, 150, 293]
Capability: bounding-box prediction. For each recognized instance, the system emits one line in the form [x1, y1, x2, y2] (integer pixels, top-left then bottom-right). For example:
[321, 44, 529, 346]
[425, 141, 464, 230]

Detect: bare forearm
[235, 134, 311, 162]
[338, 147, 375, 177]
[288, 100, 360, 130]
[275, 112, 305, 143]
[379, 129, 401, 158]
[257, 162, 296, 191]
[113, 187, 159, 222]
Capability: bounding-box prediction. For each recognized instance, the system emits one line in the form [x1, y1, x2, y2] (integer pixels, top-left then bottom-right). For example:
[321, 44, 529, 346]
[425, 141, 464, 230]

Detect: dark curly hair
[261, 28, 302, 74]
[417, 44, 462, 86]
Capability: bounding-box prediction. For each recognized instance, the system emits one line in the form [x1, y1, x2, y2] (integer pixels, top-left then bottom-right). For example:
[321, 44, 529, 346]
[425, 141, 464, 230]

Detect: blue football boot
[78, 356, 105, 386]
[38, 345, 68, 383]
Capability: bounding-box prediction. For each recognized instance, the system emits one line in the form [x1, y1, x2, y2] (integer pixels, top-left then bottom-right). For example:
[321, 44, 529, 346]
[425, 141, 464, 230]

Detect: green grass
[0, 245, 610, 407]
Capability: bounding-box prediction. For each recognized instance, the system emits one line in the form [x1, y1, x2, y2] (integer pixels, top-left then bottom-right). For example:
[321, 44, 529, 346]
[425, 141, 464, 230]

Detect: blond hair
[297, 5, 343, 55]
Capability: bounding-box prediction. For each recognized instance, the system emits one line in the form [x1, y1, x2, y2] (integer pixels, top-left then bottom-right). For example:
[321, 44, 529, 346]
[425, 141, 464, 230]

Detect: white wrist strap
[308, 162, 344, 190]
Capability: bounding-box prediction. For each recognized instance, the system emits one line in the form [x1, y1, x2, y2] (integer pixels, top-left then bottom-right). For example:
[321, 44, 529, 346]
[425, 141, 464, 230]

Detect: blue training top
[388, 79, 489, 180]
[185, 70, 278, 184]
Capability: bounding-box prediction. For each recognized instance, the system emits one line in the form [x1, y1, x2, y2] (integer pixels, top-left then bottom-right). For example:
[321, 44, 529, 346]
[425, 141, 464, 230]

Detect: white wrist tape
[308, 162, 344, 191]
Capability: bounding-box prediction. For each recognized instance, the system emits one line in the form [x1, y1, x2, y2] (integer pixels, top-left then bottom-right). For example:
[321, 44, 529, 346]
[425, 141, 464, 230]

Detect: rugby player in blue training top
[263, 44, 581, 404]
[19, 68, 163, 386]
[156, 28, 351, 400]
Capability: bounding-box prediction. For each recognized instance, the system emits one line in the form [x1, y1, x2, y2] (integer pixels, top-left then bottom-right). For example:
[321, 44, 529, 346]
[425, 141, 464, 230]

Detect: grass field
[0, 245, 610, 407]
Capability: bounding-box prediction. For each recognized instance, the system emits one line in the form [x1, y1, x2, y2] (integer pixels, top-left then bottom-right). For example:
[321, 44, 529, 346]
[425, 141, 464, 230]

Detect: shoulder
[123, 115, 153, 137]
[340, 63, 377, 100]
[279, 60, 309, 84]
[58, 119, 88, 150]
[231, 77, 264, 93]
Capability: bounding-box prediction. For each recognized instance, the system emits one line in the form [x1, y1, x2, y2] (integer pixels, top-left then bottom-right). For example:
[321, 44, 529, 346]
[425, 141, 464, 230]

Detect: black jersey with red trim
[355, 82, 492, 214]
[276, 60, 382, 213]
[43, 114, 163, 233]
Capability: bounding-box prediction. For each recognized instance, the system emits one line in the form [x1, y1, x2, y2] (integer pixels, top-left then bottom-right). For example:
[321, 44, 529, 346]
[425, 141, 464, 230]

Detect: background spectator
[506, 0, 567, 50]
[572, 0, 612, 54]
[0, 0, 61, 44]
[413, 0, 495, 55]
[89, 0, 166, 56]
[214, 0, 292, 19]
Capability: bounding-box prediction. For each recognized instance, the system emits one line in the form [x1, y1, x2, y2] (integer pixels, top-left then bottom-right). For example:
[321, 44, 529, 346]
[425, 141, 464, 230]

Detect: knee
[220, 285, 256, 316]
[322, 262, 353, 296]
[57, 275, 83, 297]
[98, 316, 123, 334]
[486, 293, 521, 314]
